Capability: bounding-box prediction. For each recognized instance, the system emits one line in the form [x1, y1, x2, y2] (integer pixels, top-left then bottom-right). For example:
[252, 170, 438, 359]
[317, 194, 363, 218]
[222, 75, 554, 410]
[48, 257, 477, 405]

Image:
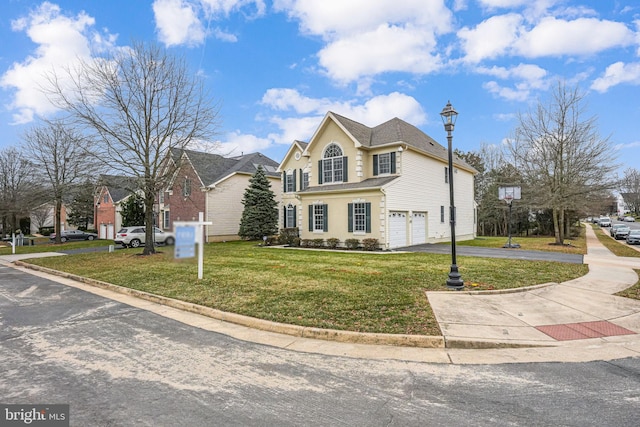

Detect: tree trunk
[142, 191, 156, 256]
[552, 208, 562, 245]
[55, 198, 63, 244]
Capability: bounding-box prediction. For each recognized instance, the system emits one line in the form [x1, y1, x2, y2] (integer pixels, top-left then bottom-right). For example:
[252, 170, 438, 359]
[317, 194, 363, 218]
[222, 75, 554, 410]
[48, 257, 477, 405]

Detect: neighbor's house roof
[170, 148, 280, 188]
[97, 175, 140, 203]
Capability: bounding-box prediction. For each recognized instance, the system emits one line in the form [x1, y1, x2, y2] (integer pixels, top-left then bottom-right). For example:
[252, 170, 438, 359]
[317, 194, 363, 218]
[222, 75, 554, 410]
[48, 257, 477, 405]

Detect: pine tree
[120, 193, 146, 227]
[239, 166, 278, 240]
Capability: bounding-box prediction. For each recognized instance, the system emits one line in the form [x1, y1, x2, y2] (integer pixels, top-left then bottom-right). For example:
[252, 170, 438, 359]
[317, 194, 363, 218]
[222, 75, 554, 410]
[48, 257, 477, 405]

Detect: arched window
[322, 143, 344, 183]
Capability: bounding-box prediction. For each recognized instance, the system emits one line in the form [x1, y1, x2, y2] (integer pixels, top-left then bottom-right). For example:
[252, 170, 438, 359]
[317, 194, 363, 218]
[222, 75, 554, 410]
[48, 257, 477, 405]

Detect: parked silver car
[627, 230, 640, 245]
[598, 217, 611, 227]
[612, 225, 630, 240]
[114, 226, 175, 248]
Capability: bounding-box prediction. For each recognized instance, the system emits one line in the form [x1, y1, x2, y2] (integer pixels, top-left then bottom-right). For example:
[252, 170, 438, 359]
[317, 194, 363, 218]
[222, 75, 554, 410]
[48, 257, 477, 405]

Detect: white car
[624, 216, 635, 222]
[114, 226, 175, 248]
[598, 217, 611, 227]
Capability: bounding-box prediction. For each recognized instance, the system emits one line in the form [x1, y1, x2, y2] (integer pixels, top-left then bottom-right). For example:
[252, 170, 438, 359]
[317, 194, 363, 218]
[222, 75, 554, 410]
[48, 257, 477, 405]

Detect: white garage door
[412, 212, 426, 245]
[107, 224, 115, 240]
[389, 212, 408, 248]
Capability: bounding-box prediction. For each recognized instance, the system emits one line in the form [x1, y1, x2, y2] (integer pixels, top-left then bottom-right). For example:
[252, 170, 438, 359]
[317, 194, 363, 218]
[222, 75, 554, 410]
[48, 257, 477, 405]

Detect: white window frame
[377, 153, 391, 175]
[313, 205, 325, 232]
[322, 144, 343, 183]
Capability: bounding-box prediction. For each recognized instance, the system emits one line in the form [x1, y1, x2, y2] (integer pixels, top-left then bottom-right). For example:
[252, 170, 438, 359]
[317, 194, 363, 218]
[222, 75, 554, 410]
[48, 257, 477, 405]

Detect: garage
[388, 211, 408, 248]
[412, 212, 427, 245]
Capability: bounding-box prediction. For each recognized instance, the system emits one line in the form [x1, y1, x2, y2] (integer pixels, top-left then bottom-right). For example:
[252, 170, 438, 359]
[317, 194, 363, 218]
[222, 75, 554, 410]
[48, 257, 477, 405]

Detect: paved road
[2, 264, 639, 426]
[398, 243, 584, 264]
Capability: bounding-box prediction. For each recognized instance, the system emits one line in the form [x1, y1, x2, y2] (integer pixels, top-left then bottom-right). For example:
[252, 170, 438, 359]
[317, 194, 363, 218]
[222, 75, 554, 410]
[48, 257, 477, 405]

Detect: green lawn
[23, 240, 589, 336]
[593, 227, 640, 258]
[457, 229, 586, 254]
[0, 239, 114, 255]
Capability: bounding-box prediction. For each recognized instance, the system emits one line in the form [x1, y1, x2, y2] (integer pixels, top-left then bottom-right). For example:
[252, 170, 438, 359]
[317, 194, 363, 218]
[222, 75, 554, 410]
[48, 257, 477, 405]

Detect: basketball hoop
[504, 194, 514, 205]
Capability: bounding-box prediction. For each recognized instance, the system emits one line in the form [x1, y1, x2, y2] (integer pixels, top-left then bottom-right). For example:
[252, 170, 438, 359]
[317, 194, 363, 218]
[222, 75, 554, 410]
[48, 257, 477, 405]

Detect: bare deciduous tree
[620, 167, 640, 215]
[0, 147, 41, 236]
[22, 120, 96, 244]
[46, 41, 220, 254]
[506, 82, 618, 245]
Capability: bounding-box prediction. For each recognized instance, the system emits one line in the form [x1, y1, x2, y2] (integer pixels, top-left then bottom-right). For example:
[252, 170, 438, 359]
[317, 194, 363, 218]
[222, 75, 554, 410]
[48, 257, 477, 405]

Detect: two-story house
[94, 175, 140, 239]
[278, 111, 477, 249]
[159, 148, 281, 242]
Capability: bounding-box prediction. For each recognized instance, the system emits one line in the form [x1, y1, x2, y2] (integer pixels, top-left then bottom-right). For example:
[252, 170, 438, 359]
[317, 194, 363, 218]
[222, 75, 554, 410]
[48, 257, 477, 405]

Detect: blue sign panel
[175, 226, 196, 259]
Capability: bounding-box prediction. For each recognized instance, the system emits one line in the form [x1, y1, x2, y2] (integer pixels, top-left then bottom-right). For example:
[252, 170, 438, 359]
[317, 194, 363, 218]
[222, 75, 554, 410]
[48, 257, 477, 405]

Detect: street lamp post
[440, 101, 464, 290]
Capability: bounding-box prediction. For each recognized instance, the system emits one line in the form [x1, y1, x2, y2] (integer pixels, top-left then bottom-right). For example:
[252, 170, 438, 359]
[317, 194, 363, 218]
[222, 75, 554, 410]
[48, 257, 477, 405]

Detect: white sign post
[173, 212, 212, 280]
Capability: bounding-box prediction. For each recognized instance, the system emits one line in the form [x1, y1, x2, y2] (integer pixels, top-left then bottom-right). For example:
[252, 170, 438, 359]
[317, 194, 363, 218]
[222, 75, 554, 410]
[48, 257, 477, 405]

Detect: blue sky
[1, 0, 639, 174]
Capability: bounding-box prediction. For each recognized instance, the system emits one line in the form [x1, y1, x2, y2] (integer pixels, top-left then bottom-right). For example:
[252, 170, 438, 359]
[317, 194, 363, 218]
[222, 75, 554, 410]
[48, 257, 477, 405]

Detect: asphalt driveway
[398, 243, 584, 264]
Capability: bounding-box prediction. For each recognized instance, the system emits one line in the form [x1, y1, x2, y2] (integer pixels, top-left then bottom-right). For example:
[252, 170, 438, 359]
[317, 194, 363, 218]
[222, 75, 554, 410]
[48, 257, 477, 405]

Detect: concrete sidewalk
[427, 225, 640, 355]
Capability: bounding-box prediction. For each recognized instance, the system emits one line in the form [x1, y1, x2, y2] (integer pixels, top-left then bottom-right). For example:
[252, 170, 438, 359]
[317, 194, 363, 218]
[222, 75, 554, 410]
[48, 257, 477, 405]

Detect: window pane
[333, 158, 343, 182]
[354, 202, 366, 232]
[314, 205, 324, 231]
[378, 153, 390, 174]
[286, 173, 294, 192]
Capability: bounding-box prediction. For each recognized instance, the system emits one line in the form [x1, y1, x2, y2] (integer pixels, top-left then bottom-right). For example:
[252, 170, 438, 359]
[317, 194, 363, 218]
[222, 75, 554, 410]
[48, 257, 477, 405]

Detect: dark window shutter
[283, 207, 287, 227]
[348, 203, 353, 232]
[365, 203, 371, 233]
[323, 204, 328, 232]
[390, 152, 396, 174]
[292, 170, 297, 192]
[318, 160, 323, 184]
[299, 169, 303, 189]
[282, 172, 287, 192]
[373, 154, 379, 176]
[308, 205, 313, 231]
[293, 206, 297, 225]
[342, 157, 348, 182]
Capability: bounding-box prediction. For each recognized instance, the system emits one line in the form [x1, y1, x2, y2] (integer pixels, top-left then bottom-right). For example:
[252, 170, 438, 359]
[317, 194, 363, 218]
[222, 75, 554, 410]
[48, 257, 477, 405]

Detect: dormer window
[318, 143, 348, 184]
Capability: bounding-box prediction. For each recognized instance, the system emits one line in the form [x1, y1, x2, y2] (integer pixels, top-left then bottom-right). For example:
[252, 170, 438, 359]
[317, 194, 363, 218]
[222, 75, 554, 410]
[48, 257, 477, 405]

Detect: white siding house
[278, 111, 477, 249]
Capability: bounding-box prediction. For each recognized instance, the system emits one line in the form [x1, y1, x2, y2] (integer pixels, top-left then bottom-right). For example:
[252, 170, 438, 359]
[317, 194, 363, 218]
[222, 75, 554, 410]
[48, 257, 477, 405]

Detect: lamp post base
[446, 265, 464, 290]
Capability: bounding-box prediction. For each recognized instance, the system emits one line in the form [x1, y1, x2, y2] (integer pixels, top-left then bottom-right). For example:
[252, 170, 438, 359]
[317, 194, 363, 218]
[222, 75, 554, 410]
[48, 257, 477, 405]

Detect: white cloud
[318, 24, 442, 84]
[460, 14, 635, 63]
[516, 17, 635, 57]
[614, 140, 640, 151]
[216, 131, 274, 156]
[0, 2, 117, 125]
[591, 61, 640, 92]
[152, 0, 265, 46]
[458, 14, 522, 63]
[261, 89, 427, 144]
[153, 0, 205, 47]
[483, 81, 530, 102]
[273, 0, 453, 85]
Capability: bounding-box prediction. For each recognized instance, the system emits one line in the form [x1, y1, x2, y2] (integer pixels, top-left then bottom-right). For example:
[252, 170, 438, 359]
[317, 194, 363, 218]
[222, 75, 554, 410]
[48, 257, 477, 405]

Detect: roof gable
[171, 148, 280, 187]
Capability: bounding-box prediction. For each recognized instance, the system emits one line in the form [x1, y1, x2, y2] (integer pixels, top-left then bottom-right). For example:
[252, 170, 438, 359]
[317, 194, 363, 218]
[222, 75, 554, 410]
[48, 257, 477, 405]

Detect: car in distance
[114, 226, 175, 248]
[612, 225, 630, 240]
[598, 217, 611, 227]
[626, 230, 640, 245]
[610, 224, 627, 237]
[50, 230, 98, 243]
[624, 216, 636, 222]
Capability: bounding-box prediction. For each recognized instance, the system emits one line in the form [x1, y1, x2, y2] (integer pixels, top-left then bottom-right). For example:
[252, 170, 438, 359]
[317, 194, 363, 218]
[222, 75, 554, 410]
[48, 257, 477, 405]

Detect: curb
[14, 261, 446, 349]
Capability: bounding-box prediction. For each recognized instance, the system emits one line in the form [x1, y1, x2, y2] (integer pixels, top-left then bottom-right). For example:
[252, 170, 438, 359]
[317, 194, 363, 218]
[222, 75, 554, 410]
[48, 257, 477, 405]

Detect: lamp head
[440, 101, 458, 131]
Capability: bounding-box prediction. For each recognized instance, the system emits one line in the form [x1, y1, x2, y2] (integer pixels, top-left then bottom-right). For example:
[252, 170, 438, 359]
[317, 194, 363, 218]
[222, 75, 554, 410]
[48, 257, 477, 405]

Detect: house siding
[385, 150, 475, 243]
[206, 174, 282, 242]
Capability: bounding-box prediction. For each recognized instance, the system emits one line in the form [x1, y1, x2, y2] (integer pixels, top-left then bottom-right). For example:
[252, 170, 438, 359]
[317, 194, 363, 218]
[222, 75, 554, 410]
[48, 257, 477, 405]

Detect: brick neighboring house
[159, 149, 281, 241]
[94, 175, 140, 240]
[278, 111, 477, 249]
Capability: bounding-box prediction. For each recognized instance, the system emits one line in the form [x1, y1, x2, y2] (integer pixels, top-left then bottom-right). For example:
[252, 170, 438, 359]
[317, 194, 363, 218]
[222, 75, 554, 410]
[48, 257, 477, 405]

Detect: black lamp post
[440, 101, 464, 290]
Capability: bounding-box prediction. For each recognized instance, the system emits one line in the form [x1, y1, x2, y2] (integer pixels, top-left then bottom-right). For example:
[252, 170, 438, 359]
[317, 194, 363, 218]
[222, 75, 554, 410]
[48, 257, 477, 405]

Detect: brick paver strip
[535, 321, 636, 341]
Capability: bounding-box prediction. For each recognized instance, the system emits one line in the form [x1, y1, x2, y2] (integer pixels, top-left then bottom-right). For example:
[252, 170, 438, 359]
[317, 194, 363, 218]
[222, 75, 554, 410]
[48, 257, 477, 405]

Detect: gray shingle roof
[298, 176, 399, 194]
[98, 174, 140, 203]
[330, 112, 474, 171]
[171, 149, 280, 186]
